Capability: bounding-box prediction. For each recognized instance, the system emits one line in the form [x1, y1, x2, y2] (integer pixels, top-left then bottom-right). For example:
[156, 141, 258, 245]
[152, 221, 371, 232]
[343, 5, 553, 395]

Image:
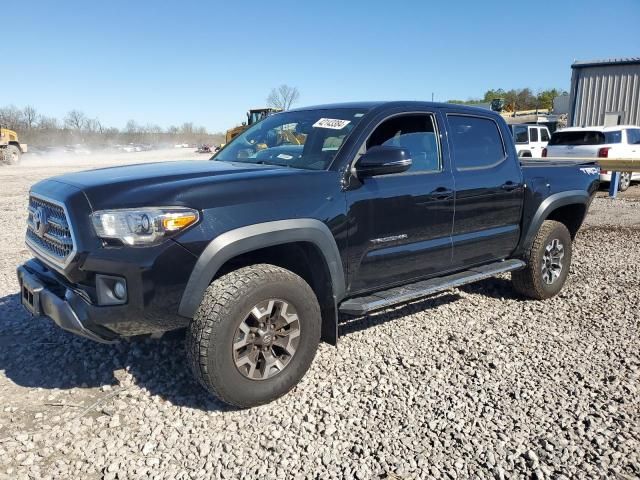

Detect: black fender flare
[178, 219, 346, 320]
[517, 189, 590, 255]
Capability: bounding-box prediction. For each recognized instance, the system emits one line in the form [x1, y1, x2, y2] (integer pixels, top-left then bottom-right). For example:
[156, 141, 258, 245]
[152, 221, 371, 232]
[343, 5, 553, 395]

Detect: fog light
[96, 274, 128, 305]
[113, 281, 126, 300]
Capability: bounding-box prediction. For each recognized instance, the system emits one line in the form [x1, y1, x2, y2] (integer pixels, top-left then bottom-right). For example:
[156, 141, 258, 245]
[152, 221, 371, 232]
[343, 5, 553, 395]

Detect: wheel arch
[518, 190, 590, 255]
[178, 219, 345, 345]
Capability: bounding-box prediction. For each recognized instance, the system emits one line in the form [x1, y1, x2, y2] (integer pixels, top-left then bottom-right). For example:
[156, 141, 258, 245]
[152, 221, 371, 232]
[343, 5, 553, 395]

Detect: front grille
[26, 195, 75, 266]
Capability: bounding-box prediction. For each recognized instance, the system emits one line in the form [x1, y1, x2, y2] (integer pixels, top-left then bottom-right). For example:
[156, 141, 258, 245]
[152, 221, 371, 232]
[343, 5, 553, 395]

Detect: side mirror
[355, 145, 412, 178]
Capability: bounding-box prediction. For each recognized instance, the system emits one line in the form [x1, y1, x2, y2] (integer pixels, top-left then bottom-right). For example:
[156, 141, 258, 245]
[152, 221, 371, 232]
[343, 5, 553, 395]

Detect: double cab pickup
[18, 102, 599, 407]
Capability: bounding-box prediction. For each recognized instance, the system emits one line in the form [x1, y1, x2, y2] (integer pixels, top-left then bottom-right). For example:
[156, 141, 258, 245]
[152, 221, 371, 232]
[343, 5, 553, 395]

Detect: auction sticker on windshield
[313, 118, 351, 130]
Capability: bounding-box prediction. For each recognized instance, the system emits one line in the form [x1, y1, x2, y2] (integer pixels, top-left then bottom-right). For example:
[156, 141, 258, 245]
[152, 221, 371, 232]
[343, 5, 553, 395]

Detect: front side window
[214, 108, 367, 170]
[365, 114, 441, 172]
[513, 125, 528, 143]
[540, 128, 550, 142]
[448, 115, 505, 170]
[529, 127, 539, 142]
[626, 129, 640, 144]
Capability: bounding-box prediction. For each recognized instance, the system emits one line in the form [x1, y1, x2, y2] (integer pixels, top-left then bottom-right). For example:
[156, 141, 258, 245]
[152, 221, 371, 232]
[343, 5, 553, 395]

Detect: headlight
[91, 207, 199, 246]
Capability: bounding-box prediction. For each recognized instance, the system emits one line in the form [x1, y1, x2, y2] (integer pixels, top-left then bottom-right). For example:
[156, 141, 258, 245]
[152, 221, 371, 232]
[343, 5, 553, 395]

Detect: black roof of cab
[289, 101, 505, 120]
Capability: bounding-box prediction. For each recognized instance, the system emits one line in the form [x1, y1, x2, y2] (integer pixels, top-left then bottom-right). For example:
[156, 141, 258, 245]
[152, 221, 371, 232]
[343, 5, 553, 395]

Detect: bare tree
[23, 106, 38, 130]
[125, 120, 139, 135]
[38, 115, 59, 130]
[0, 105, 23, 129]
[64, 110, 87, 131]
[267, 84, 300, 110]
[85, 118, 103, 134]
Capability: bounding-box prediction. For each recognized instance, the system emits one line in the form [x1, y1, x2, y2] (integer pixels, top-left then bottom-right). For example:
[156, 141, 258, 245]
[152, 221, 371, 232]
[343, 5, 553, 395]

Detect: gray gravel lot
[1, 155, 639, 479]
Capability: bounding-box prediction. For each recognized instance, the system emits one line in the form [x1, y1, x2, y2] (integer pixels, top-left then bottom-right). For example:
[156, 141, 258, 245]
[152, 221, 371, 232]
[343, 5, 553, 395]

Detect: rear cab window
[447, 115, 506, 170]
[529, 127, 539, 142]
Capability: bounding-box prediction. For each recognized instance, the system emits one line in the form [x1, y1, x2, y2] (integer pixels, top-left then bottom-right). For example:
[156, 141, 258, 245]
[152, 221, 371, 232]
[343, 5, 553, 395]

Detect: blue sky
[10, 0, 640, 132]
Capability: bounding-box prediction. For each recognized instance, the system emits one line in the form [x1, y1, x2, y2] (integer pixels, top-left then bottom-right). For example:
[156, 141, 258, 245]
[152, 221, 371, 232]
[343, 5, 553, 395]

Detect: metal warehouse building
[569, 57, 640, 127]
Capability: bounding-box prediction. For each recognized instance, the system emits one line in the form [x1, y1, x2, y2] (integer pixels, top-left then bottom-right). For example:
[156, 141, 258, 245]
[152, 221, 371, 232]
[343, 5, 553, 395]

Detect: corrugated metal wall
[569, 63, 640, 127]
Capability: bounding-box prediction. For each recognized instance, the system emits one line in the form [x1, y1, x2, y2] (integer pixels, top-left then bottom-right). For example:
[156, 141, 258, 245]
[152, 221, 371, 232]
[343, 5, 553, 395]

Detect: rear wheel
[187, 264, 321, 408]
[618, 172, 632, 192]
[512, 220, 572, 300]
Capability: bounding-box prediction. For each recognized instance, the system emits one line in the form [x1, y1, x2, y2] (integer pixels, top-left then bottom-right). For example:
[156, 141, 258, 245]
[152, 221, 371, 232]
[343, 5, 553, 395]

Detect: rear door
[444, 112, 524, 267]
[528, 126, 543, 157]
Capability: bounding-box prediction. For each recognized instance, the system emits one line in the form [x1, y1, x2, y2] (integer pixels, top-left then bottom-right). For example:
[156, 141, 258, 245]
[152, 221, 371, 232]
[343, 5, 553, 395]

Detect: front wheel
[186, 264, 321, 408]
[4, 145, 21, 165]
[512, 220, 572, 300]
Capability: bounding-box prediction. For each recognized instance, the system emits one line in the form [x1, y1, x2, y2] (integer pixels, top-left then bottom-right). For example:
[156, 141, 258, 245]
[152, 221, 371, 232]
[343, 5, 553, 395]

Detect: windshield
[548, 130, 621, 146]
[248, 111, 269, 124]
[214, 108, 367, 170]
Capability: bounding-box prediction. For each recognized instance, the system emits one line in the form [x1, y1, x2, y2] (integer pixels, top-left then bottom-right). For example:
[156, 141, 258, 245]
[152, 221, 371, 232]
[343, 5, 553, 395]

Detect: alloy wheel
[232, 299, 301, 380]
[541, 238, 564, 285]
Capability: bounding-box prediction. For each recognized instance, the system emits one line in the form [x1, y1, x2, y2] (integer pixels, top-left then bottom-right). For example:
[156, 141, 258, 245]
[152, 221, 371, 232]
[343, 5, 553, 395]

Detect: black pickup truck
[17, 102, 599, 407]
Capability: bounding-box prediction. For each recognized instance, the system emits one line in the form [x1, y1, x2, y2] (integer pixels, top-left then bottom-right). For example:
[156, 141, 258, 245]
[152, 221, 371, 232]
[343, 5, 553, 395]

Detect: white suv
[510, 124, 551, 158]
[544, 126, 640, 191]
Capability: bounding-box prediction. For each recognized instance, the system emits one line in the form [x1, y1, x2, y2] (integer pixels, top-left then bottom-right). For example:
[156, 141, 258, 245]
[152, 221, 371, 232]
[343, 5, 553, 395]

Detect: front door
[345, 112, 455, 295]
[444, 112, 524, 268]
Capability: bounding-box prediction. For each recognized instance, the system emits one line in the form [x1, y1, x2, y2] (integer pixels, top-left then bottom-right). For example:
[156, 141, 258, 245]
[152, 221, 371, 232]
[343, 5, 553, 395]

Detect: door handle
[428, 187, 454, 200]
[501, 182, 520, 192]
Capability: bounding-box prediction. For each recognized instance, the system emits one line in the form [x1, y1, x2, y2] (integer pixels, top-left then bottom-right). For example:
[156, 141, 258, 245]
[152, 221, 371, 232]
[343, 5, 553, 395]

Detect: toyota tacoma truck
[17, 102, 599, 407]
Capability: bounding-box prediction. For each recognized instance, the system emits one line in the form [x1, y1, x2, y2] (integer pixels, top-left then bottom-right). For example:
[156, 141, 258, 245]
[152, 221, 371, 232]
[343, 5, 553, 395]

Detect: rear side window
[540, 128, 550, 142]
[548, 130, 622, 145]
[448, 115, 505, 170]
[529, 128, 539, 142]
[513, 125, 528, 143]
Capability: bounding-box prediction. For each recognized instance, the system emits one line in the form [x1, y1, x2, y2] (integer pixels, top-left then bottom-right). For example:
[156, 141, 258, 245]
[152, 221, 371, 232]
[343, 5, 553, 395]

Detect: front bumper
[17, 261, 119, 343]
[17, 244, 196, 342]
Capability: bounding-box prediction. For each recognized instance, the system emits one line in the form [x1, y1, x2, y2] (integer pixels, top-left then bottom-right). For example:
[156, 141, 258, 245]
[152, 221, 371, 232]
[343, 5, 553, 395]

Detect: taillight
[598, 147, 611, 158]
[601, 170, 608, 174]
[542, 148, 547, 157]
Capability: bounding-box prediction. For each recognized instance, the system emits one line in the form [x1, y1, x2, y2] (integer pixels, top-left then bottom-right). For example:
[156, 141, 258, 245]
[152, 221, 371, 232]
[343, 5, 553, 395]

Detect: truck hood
[46, 159, 298, 211]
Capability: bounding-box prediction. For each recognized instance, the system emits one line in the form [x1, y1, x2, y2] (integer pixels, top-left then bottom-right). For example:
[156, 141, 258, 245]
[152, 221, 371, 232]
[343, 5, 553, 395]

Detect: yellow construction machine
[224, 107, 283, 145]
[0, 126, 27, 164]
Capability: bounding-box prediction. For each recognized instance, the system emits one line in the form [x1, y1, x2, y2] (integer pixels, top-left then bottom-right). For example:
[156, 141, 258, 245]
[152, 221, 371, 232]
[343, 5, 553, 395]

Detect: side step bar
[338, 259, 525, 316]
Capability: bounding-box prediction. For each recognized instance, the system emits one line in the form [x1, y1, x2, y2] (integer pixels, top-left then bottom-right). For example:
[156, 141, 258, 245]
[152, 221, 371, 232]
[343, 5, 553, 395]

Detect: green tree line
[448, 88, 568, 111]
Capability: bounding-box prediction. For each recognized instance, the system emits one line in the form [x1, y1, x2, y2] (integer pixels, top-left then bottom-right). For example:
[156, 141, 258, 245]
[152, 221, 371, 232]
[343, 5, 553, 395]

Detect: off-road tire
[512, 220, 572, 300]
[4, 145, 21, 165]
[186, 264, 321, 408]
[618, 172, 632, 192]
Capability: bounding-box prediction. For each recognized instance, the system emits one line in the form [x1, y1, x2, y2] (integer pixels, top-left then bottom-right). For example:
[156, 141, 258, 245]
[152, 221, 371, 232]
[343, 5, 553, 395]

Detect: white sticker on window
[277, 153, 293, 160]
[313, 118, 351, 130]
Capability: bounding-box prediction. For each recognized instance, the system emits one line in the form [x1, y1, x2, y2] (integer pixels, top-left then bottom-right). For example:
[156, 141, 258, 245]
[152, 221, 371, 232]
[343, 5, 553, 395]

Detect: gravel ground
[1, 156, 639, 479]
